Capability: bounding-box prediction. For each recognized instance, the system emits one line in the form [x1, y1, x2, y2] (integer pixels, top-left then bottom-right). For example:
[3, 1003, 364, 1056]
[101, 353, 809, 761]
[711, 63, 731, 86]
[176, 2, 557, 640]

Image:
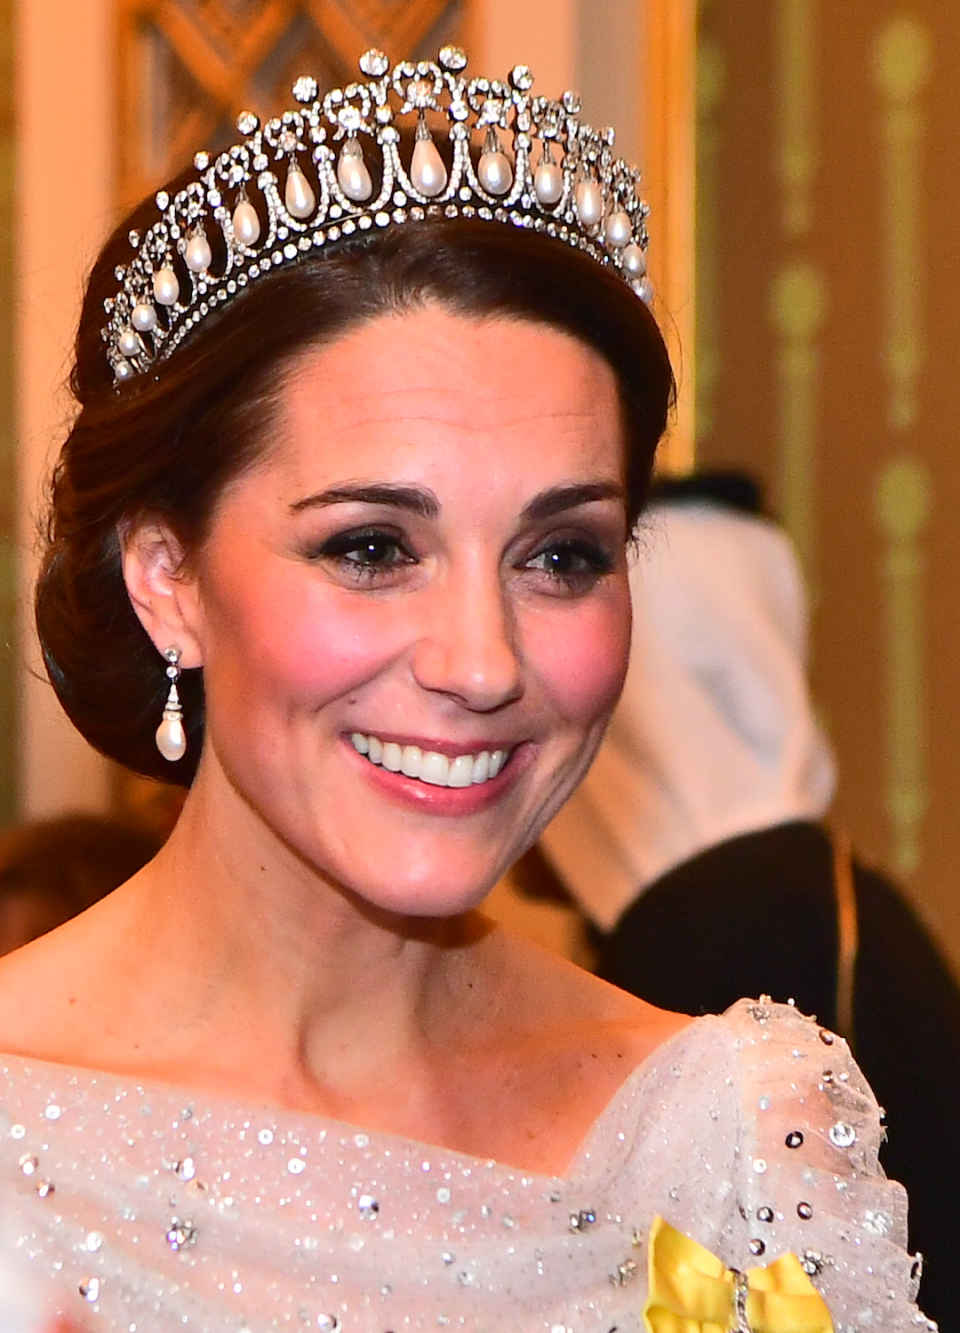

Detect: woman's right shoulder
[0, 907, 112, 1062]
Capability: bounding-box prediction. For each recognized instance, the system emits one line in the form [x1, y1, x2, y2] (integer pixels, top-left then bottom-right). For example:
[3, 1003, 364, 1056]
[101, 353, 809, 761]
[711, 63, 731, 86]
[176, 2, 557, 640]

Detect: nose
[410, 566, 523, 712]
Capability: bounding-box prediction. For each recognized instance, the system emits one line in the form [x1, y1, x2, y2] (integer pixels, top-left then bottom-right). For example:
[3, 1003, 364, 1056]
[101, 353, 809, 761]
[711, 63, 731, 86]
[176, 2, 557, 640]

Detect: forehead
[264, 306, 625, 490]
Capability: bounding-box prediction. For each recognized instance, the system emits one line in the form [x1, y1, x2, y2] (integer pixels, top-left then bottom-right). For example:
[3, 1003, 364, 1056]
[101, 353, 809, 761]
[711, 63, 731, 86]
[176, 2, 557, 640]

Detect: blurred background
[4, 0, 960, 970]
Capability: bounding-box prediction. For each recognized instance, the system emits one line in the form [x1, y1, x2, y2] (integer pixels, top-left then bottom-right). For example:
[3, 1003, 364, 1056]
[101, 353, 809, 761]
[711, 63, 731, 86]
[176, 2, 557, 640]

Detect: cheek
[198, 560, 411, 713]
[525, 583, 631, 727]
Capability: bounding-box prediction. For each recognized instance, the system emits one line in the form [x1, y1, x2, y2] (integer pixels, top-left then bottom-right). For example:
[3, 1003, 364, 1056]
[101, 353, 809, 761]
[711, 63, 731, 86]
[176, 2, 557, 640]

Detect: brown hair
[36, 182, 674, 788]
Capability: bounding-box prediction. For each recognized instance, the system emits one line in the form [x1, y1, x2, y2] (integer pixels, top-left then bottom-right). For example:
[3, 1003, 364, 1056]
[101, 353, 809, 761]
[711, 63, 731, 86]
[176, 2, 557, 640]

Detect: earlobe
[120, 520, 204, 669]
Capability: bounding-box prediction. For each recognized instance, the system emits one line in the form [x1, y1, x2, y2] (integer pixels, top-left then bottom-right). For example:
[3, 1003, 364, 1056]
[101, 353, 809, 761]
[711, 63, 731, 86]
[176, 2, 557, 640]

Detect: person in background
[539, 470, 960, 1331]
[0, 815, 164, 956]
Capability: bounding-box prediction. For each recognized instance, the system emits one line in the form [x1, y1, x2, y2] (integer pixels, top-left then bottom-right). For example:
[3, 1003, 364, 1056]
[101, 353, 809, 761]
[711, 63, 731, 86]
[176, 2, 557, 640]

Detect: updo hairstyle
[36, 177, 674, 788]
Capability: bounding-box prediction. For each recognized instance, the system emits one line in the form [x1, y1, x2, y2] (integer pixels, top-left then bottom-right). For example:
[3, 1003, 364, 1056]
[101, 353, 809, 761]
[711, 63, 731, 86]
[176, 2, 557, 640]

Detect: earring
[155, 647, 187, 762]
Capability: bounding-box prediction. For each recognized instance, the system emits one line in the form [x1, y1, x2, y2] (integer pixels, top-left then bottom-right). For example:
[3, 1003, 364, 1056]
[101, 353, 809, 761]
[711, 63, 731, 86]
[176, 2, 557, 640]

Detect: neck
[37, 763, 496, 1110]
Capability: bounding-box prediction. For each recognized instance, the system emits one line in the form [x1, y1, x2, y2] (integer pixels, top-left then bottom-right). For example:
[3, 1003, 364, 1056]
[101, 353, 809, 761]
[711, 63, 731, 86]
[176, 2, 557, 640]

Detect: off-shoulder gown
[0, 1001, 929, 1330]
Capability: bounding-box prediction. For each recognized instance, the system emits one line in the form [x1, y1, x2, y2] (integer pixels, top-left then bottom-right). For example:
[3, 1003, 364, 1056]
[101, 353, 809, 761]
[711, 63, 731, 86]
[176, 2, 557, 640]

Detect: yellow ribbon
[641, 1216, 834, 1333]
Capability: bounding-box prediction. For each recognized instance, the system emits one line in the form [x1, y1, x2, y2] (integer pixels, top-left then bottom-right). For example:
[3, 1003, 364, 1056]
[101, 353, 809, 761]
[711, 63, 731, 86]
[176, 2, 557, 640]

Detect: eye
[310, 527, 417, 580]
[523, 537, 615, 590]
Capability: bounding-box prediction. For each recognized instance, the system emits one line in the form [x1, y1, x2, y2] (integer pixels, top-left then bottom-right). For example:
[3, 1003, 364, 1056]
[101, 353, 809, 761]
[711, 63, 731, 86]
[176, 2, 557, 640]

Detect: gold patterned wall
[0, 0, 17, 821]
[118, 0, 464, 206]
[695, 0, 960, 968]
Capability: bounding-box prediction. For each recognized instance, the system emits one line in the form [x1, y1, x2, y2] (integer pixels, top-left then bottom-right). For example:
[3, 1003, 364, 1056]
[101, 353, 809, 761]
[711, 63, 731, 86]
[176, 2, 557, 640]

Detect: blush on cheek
[530, 600, 631, 725]
[229, 584, 416, 704]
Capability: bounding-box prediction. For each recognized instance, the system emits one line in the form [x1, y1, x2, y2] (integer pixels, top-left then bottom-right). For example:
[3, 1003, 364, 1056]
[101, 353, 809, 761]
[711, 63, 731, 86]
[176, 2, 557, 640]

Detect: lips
[350, 733, 510, 789]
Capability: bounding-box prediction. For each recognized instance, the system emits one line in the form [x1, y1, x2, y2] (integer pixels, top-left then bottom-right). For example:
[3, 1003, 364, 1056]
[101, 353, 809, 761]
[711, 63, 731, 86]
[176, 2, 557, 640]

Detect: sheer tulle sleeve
[721, 998, 933, 1331]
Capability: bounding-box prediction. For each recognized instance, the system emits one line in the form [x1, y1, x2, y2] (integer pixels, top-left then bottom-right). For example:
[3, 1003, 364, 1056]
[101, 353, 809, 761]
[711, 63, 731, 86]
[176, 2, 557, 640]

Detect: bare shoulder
[440, 923, 696, 1172]
[471, 921, 694, 1076]
[0, 894, 126, 1060]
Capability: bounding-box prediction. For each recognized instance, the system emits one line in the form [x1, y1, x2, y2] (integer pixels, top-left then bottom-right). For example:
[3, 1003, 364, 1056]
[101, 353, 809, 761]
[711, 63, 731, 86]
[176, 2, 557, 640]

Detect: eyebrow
[289, 479, 624, 522]
[290, 483, 440, 518]
[520, 481, 626, 522]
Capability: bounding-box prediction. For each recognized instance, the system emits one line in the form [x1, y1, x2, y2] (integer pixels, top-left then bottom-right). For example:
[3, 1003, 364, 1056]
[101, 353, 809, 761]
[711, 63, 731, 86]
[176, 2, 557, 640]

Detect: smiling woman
[0, 49, 930, 1333]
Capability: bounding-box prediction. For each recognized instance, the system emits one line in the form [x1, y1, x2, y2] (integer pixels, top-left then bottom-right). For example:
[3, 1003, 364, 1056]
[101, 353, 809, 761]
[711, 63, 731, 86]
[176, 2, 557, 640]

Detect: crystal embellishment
[292, 76, 318, 104]
[173, 1156, 196, 1181]
[829, 1121, 857, 1148]
[568, 1208, 596, 1232]
[166, 1217, 198, 1251]
[359, 49, 389, 77]
[510, 64, 534, 91]
[439, 45, 467, 71]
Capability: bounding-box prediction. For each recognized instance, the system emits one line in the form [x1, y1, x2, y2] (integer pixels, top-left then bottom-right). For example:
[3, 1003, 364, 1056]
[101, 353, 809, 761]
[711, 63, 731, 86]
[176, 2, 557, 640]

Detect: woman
[0, 49, 926, 1331]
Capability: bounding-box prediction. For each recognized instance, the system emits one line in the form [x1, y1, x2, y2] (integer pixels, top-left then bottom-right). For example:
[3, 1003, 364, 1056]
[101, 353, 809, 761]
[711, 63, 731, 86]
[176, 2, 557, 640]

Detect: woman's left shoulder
[715, 996, 883, 1148]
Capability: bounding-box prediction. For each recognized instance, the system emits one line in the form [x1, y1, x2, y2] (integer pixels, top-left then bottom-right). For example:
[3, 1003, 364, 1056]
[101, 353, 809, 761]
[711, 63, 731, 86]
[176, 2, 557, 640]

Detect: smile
[350, 733, 510, 788]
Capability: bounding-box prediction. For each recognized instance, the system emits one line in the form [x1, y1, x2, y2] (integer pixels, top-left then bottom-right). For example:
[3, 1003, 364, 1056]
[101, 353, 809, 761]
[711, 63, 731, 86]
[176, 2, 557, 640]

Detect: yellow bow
[641, 1216, 834, 1333]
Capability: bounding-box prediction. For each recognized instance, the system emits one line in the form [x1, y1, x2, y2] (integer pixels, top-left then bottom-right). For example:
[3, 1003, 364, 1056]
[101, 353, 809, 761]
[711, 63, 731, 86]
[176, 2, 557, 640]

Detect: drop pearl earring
[155, 647, 187, 762]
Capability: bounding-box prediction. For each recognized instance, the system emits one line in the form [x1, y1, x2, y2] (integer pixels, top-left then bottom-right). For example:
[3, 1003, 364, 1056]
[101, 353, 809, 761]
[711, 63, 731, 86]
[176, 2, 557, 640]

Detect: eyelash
[307, 528, 615, 591]
[310, 527, 416, 581]
[523, 537, 615, 591]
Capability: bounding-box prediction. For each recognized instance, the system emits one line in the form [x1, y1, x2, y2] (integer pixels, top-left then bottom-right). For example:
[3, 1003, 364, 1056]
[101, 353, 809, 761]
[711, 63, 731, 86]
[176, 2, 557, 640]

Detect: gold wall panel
[774, 0, 817, 238]
[695, 2, 960, 968]
[694, 25, 724, 443]
[872, 16, 932, 433]
[770, 260, 827, 584]
[0, 0, 16, 819]
[118, 0, 463, 205]
[644, 0, 697, 474]
[874, 456, 931, 875]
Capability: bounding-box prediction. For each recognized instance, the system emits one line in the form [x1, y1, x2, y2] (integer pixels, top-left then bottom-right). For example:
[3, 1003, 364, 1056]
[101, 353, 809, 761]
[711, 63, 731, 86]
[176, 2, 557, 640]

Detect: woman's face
[174, 305, 632, 916]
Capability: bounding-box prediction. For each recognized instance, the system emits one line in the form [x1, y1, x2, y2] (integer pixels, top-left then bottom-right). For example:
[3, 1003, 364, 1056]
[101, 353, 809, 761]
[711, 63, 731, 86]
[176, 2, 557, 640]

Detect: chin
[334, 848, 509, 922]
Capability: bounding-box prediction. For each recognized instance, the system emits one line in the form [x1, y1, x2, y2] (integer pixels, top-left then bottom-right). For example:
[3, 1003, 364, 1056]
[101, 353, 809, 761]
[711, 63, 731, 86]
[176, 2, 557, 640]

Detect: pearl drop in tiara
[103, 46, 653, 384]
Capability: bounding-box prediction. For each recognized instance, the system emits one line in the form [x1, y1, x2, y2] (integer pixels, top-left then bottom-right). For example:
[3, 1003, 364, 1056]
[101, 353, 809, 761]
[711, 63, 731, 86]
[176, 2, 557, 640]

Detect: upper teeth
[350, 734, 509, 788]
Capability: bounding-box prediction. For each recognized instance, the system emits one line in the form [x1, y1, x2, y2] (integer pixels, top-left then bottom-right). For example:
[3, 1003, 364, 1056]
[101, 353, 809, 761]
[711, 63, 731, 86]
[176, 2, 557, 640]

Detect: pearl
[622, 242, 646, 277]
[131, 301, 157, 332]
[114, 359, 134, 381]
[411, 134, 447, 198]
[185, 233, 212, 272]
[153, 267, 180, 306]
[232, 199, 261, 245]
[156, 715, 186, 763]
[285, 165, 316, 219]
[118, 328, 141, 357]
[574, 179, 604, 228]
[337, 140, 373, 202]
[534, 161, 563, 205]
[478, 149, 512, 195]
[634, 276, 654, 304]
[604, 209, 632, 248]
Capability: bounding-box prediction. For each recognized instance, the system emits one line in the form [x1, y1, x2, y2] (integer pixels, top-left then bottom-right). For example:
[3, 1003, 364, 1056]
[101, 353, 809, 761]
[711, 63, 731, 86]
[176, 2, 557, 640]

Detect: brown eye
[315, 528, 415, 569]
[525, 539, 613, 582]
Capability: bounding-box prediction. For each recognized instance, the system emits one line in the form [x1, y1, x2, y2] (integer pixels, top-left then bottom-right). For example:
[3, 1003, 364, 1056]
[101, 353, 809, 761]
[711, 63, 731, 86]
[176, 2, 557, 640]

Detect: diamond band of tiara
[104, 45, 653, 384]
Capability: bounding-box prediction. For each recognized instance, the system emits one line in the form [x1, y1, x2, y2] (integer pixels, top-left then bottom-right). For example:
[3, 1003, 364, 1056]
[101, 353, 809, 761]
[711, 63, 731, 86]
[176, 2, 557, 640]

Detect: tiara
[104, 46, 653, 384]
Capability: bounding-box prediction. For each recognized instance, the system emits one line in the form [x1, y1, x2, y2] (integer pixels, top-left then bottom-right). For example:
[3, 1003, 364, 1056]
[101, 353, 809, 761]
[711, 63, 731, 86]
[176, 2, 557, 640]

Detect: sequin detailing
[165, 1217, 198, 1251]
[0, 1000, 927, 1330]
[829, 1120, 858, 1148]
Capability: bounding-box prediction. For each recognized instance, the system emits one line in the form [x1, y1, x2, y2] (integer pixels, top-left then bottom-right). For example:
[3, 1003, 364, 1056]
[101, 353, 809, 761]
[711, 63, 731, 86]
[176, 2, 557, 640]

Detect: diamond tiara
[104, 45, 653, 383]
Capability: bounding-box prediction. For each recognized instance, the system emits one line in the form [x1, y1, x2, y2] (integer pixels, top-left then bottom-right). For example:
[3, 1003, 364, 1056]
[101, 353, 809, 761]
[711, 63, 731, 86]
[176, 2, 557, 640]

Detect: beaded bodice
[0, 1001, 928, 1331]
